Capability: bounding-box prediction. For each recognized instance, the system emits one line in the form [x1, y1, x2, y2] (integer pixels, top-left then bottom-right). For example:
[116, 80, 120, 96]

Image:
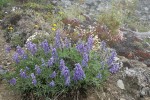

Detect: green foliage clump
[23, 2, 44, 10]
[4, 32, 120, 99]
[61, 4, 86, 22]
[23, 2, 54, 11]
[0, 0, 11, 8]
[97, 7, 123, 35]
[10, 33, 24, 47]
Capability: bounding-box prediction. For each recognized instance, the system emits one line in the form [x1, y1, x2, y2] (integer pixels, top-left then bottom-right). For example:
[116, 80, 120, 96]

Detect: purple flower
[96, 73, 102, 79]
[65, 76, 70, 86]
[59, 59, 65, 70]
[5, 45, 11, 53]
[55, 30, 61, 48]
[41, 58, 46, 66]
[22, 54, 28, 59]
[49, 80, 55, 87]
[61, 66, 70, 80]
[73, 63, 85, 82]
[9, 78, 16, 85]
[20, 69, 27, 78]
[32, 78, 37, 85]
[31, 73, 36, 79]
[109, 63, 119, 74]
[100, 61, 105, 70]
[101, 41, 106, 51]
[26, 66, 30, 70]
[76, 42, 89, 54]
[48, 57, 54, 67]
[107, 50, 117, 66]
[81, 52, 89, 67]
[87, 35, 93, 52]
[64, 37, 71, 48]
[51, 48, 58, 60]
[76, 42, 85, 53]
[40, 40, 50, 54]
[12, 53, 19, 63]
[35, 65, 41, 75]
[0, 65, 2, 70]
[50, 71, 56, 78]
[31, 73, 37, 85]
[26, 42, 37, 55]
[16, 46, 25, 56]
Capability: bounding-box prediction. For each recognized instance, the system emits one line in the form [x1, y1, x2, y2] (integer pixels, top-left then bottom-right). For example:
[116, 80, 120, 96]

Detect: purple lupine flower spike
[73, 63, 85, 82]
[26, 66, 30, 70]
[107, 50, 117, 66]
[64, 37, 71, 48]
[48, 57, 54, 67]
[40, 39, 50, 54]
[5, 45, 11, 53]
[96, 73, 102, 79]
[20, 69, 27, 78]
[50, 71, 56, 78]
[9, 78, 16, 85]
[32, 79, 37, 85]
[55, 30, 61, 48]
[12, 53, 20, 63]
[31, 73, 37, 85]
[49, 80, 55, 87]
[76, 42, 85, 54]
[16, 46, 25, 56]
[41, 58, 46, 66]
[101, 41, 106, 51]
[31, 73, 36, 79]
[81, 52, 89, 67]
[26, 42, 37, 55]
[61, 66, 70, 80]
[109, 63, 119, 74]
[59, 59, 65, 70]
[51, 48, 58, 60]
[35, 65, 41, 75]
[65, 76, 70, 86]
[87, 35, 93, 52]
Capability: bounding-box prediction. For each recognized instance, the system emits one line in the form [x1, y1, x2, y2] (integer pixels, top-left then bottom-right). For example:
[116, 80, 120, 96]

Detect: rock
[61, 0, 72, 7]
[144, 7, 149, 11]
[117, 79, 125, 90]
[120, 98, 126, 100]
[0, 69, 7, 75]
[140, 87, 150, 96]
[0, 94, 2, 100]
[124, 61, 150, 97]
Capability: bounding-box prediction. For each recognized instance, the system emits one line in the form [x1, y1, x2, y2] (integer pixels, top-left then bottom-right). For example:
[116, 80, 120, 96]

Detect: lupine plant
[4, 30, 120, 99]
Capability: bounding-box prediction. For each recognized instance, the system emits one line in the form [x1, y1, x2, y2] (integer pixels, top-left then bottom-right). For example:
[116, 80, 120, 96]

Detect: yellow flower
[52, 27, 56, 31]
[53, 24, 57, 27]
[8, 26, 13, 30]
[58, 11, 63, 15]
[34, 25, 39, 28]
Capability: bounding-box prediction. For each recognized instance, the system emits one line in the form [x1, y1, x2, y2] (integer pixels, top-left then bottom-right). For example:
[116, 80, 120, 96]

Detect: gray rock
[61, 0, 72, 7]
[117, 79, 125, 90]
[120, 98, 126, 100]
[0, 69, 7, 75]
[140, 87, 150, 96]
[85, 0, 95, 5]
[144, 7, 149, 11]
[0, 95, 2, 100]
